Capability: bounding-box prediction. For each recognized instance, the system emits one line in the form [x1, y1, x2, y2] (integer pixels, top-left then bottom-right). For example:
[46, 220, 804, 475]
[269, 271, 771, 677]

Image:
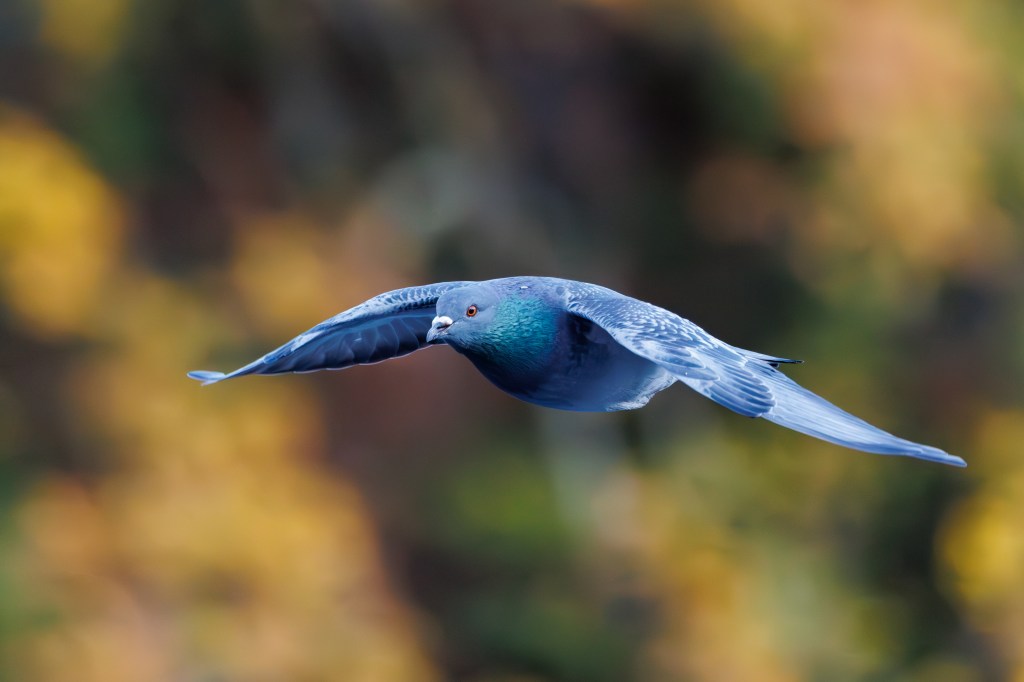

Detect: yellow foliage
[4, 266, 440, 679]
[230, 215, 339, 337]
[230, 208, 423, 339]
[941, 412, 1024, 672]
[38, 0, 132, 68]
[591, 468, 803, 681]
[690, 0, 1010, 275]
[797, 2, 1002, 270]
[0, 109, 123, 339]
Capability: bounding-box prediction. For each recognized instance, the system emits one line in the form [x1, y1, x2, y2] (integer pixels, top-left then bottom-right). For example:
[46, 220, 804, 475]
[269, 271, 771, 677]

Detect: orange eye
[466, 305, 478, 317]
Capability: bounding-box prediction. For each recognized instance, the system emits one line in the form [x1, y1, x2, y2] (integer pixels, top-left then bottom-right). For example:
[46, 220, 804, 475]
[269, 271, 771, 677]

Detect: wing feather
[566, 283, 964, 467]
[188, 281, 473, 385]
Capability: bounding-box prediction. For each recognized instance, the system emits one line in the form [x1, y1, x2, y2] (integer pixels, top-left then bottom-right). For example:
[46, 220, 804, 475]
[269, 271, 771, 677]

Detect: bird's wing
[566, 284, 964, 467]
[188, 281, 473, 385]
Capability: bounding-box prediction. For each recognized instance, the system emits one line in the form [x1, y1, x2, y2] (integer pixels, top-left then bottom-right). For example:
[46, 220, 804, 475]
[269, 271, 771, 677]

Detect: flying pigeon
[189, 277, 964, 467]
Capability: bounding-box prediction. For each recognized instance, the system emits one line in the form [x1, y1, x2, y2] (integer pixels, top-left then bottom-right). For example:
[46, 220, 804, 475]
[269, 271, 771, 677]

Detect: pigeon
[189, 277, 964, 467]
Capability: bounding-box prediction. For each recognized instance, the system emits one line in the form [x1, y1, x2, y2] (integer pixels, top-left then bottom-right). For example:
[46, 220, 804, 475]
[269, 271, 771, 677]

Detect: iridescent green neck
[472, 295, 559, 373]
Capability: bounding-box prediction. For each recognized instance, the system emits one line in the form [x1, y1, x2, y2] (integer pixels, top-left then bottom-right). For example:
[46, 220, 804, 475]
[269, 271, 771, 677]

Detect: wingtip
[187, 370, 227, 386]
[914, 446, 967, 468]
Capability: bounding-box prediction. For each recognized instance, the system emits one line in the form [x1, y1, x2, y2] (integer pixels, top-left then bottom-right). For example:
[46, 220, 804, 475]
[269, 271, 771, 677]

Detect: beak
[426, 315, 453, 344]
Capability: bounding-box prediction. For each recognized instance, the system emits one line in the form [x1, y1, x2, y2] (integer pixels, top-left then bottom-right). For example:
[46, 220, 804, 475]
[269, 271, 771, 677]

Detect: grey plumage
[189, 276, 964, 467]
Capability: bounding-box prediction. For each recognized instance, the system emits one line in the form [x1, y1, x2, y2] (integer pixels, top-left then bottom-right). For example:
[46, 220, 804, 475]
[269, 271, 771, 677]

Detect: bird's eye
[466, 305, 478, 317]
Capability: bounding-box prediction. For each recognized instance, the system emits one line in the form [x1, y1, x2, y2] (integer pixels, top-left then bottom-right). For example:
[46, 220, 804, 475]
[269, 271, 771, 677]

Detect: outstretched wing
[565, 283, 965, 467]
[188, 281, 473, 385]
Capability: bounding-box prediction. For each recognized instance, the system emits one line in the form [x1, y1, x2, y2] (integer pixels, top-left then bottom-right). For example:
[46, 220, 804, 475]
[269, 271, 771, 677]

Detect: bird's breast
[468, 313, 675, 412]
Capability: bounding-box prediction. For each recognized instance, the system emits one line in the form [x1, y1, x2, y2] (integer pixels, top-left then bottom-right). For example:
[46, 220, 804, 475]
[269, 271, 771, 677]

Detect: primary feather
[190, 276, 964, 467]
[187, 281, 470, 385]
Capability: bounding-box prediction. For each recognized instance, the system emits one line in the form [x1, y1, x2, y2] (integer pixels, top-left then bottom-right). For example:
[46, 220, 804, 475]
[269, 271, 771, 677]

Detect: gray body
[460, 302, 675, 411]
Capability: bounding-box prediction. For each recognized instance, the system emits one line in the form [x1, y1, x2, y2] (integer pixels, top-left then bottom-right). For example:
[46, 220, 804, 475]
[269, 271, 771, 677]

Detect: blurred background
[1, 0, 1023, 680]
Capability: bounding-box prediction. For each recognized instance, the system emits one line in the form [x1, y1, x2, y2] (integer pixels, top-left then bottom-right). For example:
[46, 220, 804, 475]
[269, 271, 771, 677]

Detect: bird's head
[426, 283, 501, 348]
